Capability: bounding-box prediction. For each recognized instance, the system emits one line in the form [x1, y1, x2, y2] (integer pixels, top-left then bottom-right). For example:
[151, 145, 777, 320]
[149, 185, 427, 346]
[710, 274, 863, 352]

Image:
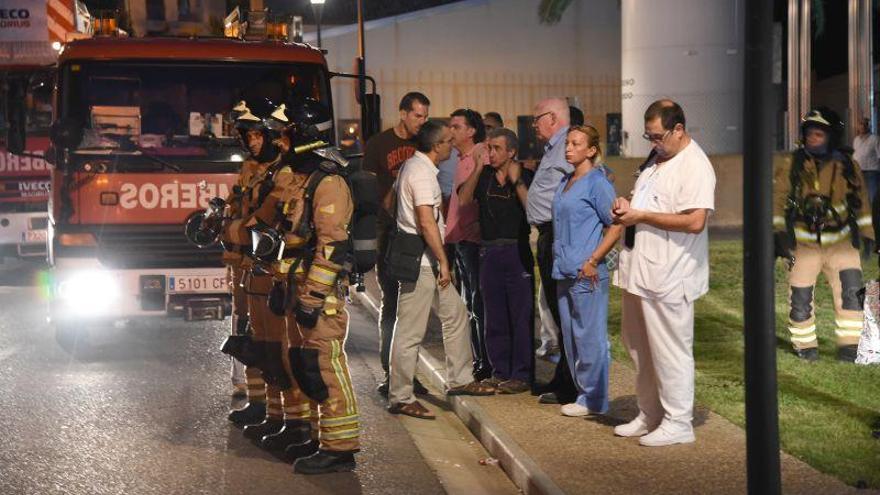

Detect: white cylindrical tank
[621, 0, 744, 157]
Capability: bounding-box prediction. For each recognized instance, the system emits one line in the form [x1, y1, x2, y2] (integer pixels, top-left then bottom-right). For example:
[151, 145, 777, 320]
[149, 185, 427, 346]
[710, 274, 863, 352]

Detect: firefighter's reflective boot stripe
[287, 293, 360, 453]
[788, 242, 864, 350]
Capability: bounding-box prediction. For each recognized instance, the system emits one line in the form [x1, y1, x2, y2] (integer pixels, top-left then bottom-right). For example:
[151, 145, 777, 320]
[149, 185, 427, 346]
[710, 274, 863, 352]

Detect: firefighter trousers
[788, 242, 864, 350]
[229, 265, 253, 391]
[285, 288, 360, 453]
[246, 273, 311, 423]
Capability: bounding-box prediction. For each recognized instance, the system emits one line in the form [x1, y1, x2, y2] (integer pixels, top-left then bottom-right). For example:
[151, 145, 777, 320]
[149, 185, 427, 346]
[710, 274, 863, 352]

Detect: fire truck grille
[95, 227, 225, 269]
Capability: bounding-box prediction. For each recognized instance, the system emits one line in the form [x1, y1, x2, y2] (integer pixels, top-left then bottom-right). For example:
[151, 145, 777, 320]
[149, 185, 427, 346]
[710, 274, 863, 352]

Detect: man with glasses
[387, 120, 495, 419]
[612, 99, 715, 446]
[525, 97, 578, 405]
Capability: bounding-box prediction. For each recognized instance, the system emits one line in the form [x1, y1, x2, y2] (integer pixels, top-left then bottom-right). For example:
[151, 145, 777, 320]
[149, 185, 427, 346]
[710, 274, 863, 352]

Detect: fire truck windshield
[61, 61, 330, 161]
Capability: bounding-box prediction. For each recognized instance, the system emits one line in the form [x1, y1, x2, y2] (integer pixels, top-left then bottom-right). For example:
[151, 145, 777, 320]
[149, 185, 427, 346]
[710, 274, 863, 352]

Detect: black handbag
[383, 164, 429, 283]
[384, 227, 426, 283]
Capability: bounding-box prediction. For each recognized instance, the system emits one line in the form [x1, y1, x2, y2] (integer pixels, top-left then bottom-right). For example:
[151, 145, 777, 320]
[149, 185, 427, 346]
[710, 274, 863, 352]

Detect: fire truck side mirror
[50, 118, 84, 151]
[362, 93, 381, 143]
[4, 79, 27, 156]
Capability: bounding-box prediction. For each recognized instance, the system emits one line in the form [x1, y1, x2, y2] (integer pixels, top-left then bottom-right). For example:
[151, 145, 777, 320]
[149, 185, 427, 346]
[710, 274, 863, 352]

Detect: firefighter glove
[268, 281, 287, 316]
[773, 231, 795, 269]
[295, 304, 320, 329]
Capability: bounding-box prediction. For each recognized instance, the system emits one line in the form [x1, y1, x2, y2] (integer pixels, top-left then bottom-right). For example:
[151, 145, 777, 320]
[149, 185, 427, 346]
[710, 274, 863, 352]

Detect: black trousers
[536, 223, 577, 401]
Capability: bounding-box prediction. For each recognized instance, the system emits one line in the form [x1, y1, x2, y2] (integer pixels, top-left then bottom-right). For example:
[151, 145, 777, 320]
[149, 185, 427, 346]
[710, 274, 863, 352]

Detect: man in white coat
[612, 99, 716, 447]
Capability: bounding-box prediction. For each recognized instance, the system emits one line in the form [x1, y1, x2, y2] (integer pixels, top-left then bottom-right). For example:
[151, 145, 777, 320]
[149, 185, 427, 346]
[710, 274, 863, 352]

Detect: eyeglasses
[532, 111, 552, 125]
[641, 130, 671, 142]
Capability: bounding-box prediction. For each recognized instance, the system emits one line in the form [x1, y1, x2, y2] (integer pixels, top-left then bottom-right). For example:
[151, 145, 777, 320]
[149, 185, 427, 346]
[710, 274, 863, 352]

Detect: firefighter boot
[228, 401, 266, 425]
[795, 348, 819, 362]
[837, 345, 858, 362]
[261, 420, 311, 451]
[243, 418, 284, 441]
[284, 439, 319, 463]
[293, 449, 356, 475]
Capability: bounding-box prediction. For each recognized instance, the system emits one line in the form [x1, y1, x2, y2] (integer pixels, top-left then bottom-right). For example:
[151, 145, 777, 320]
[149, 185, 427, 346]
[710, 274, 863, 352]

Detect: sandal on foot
[447, 381, 496, 396]
[388, 401, 435, 419]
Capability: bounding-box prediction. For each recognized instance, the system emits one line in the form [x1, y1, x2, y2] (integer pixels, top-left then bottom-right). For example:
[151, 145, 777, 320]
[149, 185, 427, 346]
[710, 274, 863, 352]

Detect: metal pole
[356, 0, 368, 140]
[863, 0, 875, 133]
[744, 0, 782, 494]
[786, 0, 800, 149]
[799, 0, 811, 119]
[849, 0, 859, 138]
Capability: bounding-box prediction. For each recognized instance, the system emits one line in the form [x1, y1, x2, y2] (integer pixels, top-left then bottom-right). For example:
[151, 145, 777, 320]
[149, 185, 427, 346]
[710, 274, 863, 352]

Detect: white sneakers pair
[613, 416, 695, 447]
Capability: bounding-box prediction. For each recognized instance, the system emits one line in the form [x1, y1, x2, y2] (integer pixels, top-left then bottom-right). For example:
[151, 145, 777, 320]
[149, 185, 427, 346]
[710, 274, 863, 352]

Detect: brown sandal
[388, 401, 436, 419]
[446, 381, 496, 396]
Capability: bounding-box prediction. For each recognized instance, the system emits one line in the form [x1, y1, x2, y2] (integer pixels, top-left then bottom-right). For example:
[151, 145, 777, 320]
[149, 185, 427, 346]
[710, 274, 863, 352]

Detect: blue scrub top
[551, 167, 616, 280]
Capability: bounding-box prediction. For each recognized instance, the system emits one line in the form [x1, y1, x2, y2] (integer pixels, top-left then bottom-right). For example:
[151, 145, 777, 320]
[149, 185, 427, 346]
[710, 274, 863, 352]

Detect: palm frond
[538, 0, 573, 25]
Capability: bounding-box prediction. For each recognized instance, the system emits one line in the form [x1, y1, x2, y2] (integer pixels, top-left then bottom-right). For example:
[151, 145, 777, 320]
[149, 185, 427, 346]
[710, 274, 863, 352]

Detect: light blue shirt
[527, 126, 573, 225]
[437, 151, 459, 199]
[551, 168, 615, 280]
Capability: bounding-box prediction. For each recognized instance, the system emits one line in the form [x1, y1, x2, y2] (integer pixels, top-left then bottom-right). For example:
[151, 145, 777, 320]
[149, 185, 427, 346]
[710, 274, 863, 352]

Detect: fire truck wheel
[54, 322, 89, 351]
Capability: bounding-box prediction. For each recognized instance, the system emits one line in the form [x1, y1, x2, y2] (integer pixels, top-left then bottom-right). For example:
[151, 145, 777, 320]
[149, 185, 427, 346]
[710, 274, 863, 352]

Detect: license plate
[23, 230, 47, 243]
[167, 275, 226, 293]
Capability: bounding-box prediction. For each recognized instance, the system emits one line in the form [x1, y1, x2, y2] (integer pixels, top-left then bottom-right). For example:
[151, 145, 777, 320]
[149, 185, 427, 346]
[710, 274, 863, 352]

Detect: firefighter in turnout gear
[773, 107, 873, 362]
[223, 99, 311, 439]
[267, 99, 361, 474]
[223, 101, 269, 424]
[226, 100, 253, 400]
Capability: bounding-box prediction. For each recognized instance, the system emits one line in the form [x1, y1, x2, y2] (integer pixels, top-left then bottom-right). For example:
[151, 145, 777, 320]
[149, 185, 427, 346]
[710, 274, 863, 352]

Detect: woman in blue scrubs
[551, 125, 623, 417]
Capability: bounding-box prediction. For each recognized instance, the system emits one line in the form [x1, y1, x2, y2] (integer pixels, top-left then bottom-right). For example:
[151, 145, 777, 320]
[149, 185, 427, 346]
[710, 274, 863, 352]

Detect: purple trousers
[479, 242, 535, 382]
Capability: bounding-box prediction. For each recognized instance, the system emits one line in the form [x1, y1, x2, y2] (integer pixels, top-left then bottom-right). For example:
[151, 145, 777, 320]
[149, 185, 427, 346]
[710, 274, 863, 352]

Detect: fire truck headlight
[57, 271, 120, 312]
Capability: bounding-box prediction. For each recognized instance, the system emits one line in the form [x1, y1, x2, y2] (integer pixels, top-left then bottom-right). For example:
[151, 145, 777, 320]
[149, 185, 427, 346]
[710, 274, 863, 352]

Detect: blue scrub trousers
[557, 277, 610, 414]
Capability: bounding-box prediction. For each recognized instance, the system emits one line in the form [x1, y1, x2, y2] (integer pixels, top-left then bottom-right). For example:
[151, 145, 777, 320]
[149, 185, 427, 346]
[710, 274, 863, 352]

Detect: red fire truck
[0, 0, 89, 260]
[8, 30, 340, 337]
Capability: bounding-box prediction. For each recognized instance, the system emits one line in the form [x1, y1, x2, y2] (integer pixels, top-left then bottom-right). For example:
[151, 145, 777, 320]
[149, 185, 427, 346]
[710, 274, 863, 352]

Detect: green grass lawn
[607, 240, 880, 488]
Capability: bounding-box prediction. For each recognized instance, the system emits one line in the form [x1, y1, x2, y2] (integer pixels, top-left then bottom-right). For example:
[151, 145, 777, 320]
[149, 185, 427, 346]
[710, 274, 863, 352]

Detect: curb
[353, 290, 566, 495]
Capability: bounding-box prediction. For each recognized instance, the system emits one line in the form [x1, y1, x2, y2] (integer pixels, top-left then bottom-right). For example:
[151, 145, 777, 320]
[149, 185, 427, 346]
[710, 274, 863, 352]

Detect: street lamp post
[310, 0, 325, 48]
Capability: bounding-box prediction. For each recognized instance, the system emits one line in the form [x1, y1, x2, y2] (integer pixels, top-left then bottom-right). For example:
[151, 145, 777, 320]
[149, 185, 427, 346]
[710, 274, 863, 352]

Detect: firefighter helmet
[278, 98, 333, 148]
[801, 106, 843, 151]
[234, 97, 281, 161]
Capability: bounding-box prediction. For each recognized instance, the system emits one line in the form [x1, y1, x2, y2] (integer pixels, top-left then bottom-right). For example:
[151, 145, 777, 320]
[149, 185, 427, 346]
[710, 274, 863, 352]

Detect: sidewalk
[353, 274, 870, 495]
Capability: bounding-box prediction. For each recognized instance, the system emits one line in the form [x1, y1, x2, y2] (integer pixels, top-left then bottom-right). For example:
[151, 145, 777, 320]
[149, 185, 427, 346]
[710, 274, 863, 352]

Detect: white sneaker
[560, 403, 591, 417]
[613, 416, 652, 437]
[638, 424, 695, 447]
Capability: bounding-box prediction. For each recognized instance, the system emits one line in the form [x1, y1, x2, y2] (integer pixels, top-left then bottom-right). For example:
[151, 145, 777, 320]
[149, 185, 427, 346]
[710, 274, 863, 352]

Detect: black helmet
[234, 97, 281, 161]
[279, 98, 333, 148]
[801, 106, 843, 151]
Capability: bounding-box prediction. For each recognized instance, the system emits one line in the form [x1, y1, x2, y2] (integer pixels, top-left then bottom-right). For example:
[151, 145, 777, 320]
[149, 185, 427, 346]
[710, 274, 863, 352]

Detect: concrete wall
[314, 0, 622, 130]
[621, 0, 744, 157]
[605, 152, 794, 229]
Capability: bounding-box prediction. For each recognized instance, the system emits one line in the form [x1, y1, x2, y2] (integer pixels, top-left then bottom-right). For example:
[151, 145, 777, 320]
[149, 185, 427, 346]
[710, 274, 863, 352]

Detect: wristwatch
[587, 257, 599, 268]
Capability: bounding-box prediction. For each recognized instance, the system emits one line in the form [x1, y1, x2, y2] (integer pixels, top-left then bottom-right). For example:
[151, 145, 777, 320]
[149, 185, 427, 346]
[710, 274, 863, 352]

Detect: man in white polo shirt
[387, 120, 495, 420]
[612, 100, 716, 447]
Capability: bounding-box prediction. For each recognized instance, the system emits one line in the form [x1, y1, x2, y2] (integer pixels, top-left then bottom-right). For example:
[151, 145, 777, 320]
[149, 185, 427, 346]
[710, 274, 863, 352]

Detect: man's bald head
[533, 97, 570, 141]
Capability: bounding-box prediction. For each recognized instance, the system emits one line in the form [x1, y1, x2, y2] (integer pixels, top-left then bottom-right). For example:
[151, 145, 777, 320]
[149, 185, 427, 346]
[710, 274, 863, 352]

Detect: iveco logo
[118, 182, 230, 210]
[0, 9, 31, 19]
